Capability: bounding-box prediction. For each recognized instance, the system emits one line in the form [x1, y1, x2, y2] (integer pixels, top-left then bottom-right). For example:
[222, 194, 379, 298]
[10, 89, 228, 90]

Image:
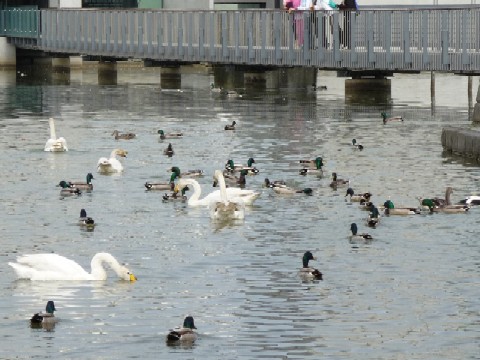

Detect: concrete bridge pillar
[160, 66, 181, 89]
[98, 61, 117, 85]
[213, 65, 244, 90]
[0, 37, 16, 68]
[473, 83, 480, 123]
[244, 71, 267, 90]
[52, 57, 70, 84]
[345, 78, 391, 105]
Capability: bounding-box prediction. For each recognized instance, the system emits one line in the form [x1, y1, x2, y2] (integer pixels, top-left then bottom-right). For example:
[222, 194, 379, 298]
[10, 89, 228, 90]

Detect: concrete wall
[0, 37, 16, 67]
[442, 127, 480, 159]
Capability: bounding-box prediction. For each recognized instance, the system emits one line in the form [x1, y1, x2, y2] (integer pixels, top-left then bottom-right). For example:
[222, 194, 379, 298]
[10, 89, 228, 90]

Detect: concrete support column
[473, 83, 480, 123]
[345, 78, 391, 105]
[98, 61, 117, 85]
[52, 57, 71, 84]
[160, 66, 181, 89]
[244, 71, 267, 90]
[0, 37, 16, 68]
[213, 65, 244, 90]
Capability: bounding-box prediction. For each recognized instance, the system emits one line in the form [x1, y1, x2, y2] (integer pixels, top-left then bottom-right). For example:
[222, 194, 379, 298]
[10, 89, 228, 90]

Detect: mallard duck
[44, 118, 68, 152]
[162, 186, 189, 202]
[299, 156, 324, 169]
[224, 121, 236, 130]
[97, 149, 127, 174]
[158, 130, 183, 140]
[170, 166, 204, 179]
[345, 187, 371, 202]
[298, 251, 323, 280]
[111, 130, 136, 140]
[381, 112, 403, 124]
[57, 181, 81, 196]
[214, 170, 247, 188]
[166, 316, 198, 343]
[145, 181, 174, 191]
[299, 157, 324, 176]
[225, 158, 259, 174]
[352, 139, 364, 150]
[330, 172, 349, 189]
[273, 186, 313, 195]
[164, 143, 174, 157]
[367, 206, 380, 228]
[264, 178, 287, 188]
[359, 200, 374, 211]
[31, 301, 57, 328]
[69, 173, 94, 191]
[383, 200, 420, 215]
[79, 209, 95, 228]
[349, 223, 373, 244]
[458, 195, 480, 206]
[9, 253, 136, 281]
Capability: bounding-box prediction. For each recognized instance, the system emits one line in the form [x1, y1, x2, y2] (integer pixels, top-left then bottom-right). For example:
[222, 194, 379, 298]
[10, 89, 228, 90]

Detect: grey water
[0, 67, 478, 360]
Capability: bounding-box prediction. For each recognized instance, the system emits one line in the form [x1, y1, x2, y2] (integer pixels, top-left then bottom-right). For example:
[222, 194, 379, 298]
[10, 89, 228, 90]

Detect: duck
[68, 173, 94, 191]
[210, 83, 225, 94]
[214, 170, 247, 188]
[383, 200, 420, 215]
[97, 149, 127, 174]
[8, 253, 137, 281]
[299, 156, 324, 169]
[298, 251, 323, 280]
[57, 181, 81, 196]
[352, 139, 364, 150]
[166, 316, 198, 344]
[44, 118, 68, 152]
[111, 130, 136, 140]
[329, 172, 349, 189]
[158, 130, 183, 140]
[381, 112, 404, 124]
[345, 187, 372, 202]
[30, 301, 57, 328]
[419, 196, 469, 213]
[209, 169, 245, 220]
[224, 121, 237, 130]
[174, 173, 260, 207]
[367, 206, 380, 228]
[264, 178, 287, 188]
[162, 186, 189, 202]
[225, 158, 259, 174]
[359, 199, 375, 212]
[458, 195, 480, 206]
[79, 209, 95, 228]
[271, 185, 313, 196]
[164, 143, 174, 157]
[299, 157, 324, 176]
[349, 223, 373, 244]
[170, 166, 204, 179]
[145, 181, 174, 191]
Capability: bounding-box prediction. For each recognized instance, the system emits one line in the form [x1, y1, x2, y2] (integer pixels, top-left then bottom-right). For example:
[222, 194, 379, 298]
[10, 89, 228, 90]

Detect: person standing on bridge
[339, 0, 358, 48]
[288, 0, 315, 47]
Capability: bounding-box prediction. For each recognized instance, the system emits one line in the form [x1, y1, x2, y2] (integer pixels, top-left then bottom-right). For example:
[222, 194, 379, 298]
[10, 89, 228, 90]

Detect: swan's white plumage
[209, 170, 245, 220]
[8, 253, 136, 281]
[44, 118, 68, 152]
[97, 149, 127, 174]
[175, 176, 259, 207]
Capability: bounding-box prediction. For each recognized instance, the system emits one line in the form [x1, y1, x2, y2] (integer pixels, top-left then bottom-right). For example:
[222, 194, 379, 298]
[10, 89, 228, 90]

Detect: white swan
[8, 253, 136, 281]
[175, 174, 259, 207]
[44, 118, 68, 152]
[97, 149, 127, 174]
[209, 170, 245, 220]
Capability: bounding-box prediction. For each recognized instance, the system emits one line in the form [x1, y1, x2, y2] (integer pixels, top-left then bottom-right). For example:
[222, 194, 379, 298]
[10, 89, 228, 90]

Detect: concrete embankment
[441, 127, 480, 160]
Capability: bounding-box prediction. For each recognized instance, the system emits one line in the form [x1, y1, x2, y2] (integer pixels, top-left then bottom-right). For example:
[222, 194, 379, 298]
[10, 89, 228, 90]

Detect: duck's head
[225, 159, 235, 171]
[302, 251, 316, 268]
[350, 223, 358, 235]
[370, 206, 380, 218]
[345, 187, 354, 197]
[158, 130, 165, 135]
[264, 178, 272, 187]
[86, 173, 94, 183]
[46, 300, 56, 314]
[352, 139, 357, 145]
[421, 198, 435, 210]
[57, 180, 72, 189]
[303, 188, 313, 195]
[170, 167, 181, 181]
[384, 200, 394, 209]
[332, 172, 338, 181]
[80, 209, 87, 218]
[315, 157, 323, 169]
[183, 315, 197, 330]
[247, 157, 255, 167]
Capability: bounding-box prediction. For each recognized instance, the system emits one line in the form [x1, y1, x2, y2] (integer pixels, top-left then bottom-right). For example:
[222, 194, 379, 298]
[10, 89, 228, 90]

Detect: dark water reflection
[0, 69, 478, 359]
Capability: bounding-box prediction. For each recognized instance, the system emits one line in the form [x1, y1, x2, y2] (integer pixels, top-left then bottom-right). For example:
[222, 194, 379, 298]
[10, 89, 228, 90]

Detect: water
[0, 68, 478, 360]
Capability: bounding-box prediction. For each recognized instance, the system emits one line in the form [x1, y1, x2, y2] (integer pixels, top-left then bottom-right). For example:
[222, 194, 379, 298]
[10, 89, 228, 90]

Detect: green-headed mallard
[366, 206, 380, 228]
[225, 158, 259, 175]
[224, 121, 237, 130]
[381, 112, 403, 124]
[170, 166, 204, 180]
[97, 149, 127, 174]
[330, 172, 349, 189]
[349, 223, 373, 244]
[79, 209, 95, 229]
[57, 181, 81, 196]
[352, 139, 364, 150]
[31, 300, 57, 329]
[166, 316, 198, 344]
[298, 251, 323, 280]
[44, 118, 68, 152]
[69, 173, 94, 191]
[299, 156, 324, 169]
[164, 143, 174, 157]
[382, 200, 420, 215]
[345, 187, 371, 202]
[264, 178, 287, 188]
[112, 130, 136, 140]
[158, 130, 183, 140]
[299, 157, 324, 176]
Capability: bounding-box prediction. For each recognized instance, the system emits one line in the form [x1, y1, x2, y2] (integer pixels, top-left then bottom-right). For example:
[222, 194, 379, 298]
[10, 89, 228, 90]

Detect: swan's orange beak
[129, 273, 137, 282]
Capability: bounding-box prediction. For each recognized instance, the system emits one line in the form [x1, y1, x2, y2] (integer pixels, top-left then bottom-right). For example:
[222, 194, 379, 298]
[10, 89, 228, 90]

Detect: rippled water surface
[0, 69, 478, 359]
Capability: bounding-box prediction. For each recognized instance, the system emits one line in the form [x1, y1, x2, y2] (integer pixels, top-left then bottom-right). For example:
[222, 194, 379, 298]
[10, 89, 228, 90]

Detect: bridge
[1, 7, 480, 73]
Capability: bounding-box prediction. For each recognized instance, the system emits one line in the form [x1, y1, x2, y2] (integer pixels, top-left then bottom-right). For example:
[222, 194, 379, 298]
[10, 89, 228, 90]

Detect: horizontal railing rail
[3, 8, 480, 72]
